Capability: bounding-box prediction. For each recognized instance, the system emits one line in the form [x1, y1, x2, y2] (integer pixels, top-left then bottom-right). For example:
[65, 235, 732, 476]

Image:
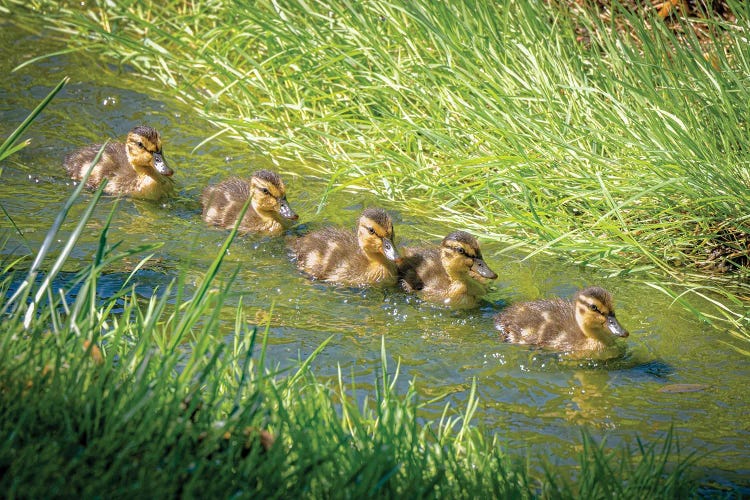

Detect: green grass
[0, 89, 700, 497]
[5, 0, 749, 343]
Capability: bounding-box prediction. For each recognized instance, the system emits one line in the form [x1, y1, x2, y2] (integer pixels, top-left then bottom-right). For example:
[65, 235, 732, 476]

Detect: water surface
[1, 21, 748, 487]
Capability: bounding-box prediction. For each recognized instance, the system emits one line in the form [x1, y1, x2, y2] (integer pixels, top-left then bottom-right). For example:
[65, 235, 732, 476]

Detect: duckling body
[495, 286, 629, 353]
[399, 231, 497, 308]
[293, 208, 399, 286]
[201, 171, 298, 235]
[63, 125, 174, 200]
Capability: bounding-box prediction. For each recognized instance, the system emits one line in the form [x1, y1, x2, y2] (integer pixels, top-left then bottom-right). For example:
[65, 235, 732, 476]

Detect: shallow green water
[1, 21, 748, 486]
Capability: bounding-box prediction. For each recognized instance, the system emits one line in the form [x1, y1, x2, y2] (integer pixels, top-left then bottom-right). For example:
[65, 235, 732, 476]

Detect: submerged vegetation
[0, 86, 699, 496]
[5, 0, 749, 343]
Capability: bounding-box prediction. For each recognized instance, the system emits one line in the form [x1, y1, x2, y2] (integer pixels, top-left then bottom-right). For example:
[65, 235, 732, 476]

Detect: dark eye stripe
[586, 302, 604, 314]
[450, 246, 476, 258]
[253, 182, 280, 198]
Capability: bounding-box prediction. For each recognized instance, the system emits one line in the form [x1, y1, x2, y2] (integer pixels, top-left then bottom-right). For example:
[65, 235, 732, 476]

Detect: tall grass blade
[0, 77, 68, 161]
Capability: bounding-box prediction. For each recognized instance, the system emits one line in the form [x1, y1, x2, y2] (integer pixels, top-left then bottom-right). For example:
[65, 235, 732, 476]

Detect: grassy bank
[5, 0, 749, 342]
[0, 241, 697, 498]
[0, 88, 699, 497]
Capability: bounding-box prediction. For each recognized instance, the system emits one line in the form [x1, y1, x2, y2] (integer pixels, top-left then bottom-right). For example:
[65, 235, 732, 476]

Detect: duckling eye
[261, 187, 271, 195]
[589, 304, 600, 313]
[367, 227, 376, 235]
[137, 141, 145, 149]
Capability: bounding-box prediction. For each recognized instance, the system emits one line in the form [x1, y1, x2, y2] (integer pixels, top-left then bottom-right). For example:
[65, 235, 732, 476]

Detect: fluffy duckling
[201, 171, 298, 235]
[398, 230, 497, 308]
[293, 208, 399, 286]
[63, 125, 174, 200]
[495, 286, 629, 354]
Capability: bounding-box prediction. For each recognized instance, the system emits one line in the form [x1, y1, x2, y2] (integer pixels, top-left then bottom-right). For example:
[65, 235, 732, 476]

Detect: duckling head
[440, 231, 498, 281]
[250, 170, 298, 222]
[356, 208, 399, 263]
[125, 125, 173, 177]
[574, 286, 629, 345]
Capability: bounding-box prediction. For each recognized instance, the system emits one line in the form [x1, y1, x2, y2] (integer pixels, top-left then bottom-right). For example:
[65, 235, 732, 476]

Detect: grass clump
[0, 96, 698, 497]
[0, 169, 697, 499]
[5, 0, 749, 342]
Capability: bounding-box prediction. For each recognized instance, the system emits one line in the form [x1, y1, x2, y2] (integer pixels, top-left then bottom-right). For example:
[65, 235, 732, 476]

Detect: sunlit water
[1, 22, 748, 489]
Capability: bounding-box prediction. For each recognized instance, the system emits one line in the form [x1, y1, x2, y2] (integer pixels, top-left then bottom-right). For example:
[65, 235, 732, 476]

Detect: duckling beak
[381, 237, 399, 262]
[279, 198, 299, 221]
[470, 258, 498, 279]
[606, 314, 629, 338]
[153, 151, 173, 177]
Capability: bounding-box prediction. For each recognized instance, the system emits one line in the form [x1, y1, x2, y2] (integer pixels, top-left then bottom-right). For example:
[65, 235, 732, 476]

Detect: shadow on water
[556, 350, 675, 379]
[3, 268, 176, 316]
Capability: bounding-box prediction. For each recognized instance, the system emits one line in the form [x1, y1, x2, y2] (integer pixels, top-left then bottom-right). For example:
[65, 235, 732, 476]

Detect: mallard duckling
[63, 125, 174, 200]
[201, 171, 298, 235]
[293, 208, 399, 286]
[398, 230, 497, 308]
[495, 286, 629, 353]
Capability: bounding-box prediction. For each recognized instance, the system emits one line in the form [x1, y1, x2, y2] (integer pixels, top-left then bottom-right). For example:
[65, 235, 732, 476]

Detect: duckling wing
[64, 143, 101, 179]
[293, 227, 362, 281]
[64, 142, 133, 190]
[398, 247, 445, 293]
[397, 250, 427, 292]
[496, 298, 577, 347]
[201, 178, 256, 229]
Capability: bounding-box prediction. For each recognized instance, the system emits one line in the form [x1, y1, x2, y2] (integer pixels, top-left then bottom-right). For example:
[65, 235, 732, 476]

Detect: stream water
[1, 21, 748, 489]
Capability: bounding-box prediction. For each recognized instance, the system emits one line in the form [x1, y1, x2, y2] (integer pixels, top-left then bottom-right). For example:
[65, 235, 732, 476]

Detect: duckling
[201, 171, 298, 235]
[63, 125, 174, 200]
[495, 286, 629, 353]
[398, 230, 497, 308]
[292, 208, 399, 286]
